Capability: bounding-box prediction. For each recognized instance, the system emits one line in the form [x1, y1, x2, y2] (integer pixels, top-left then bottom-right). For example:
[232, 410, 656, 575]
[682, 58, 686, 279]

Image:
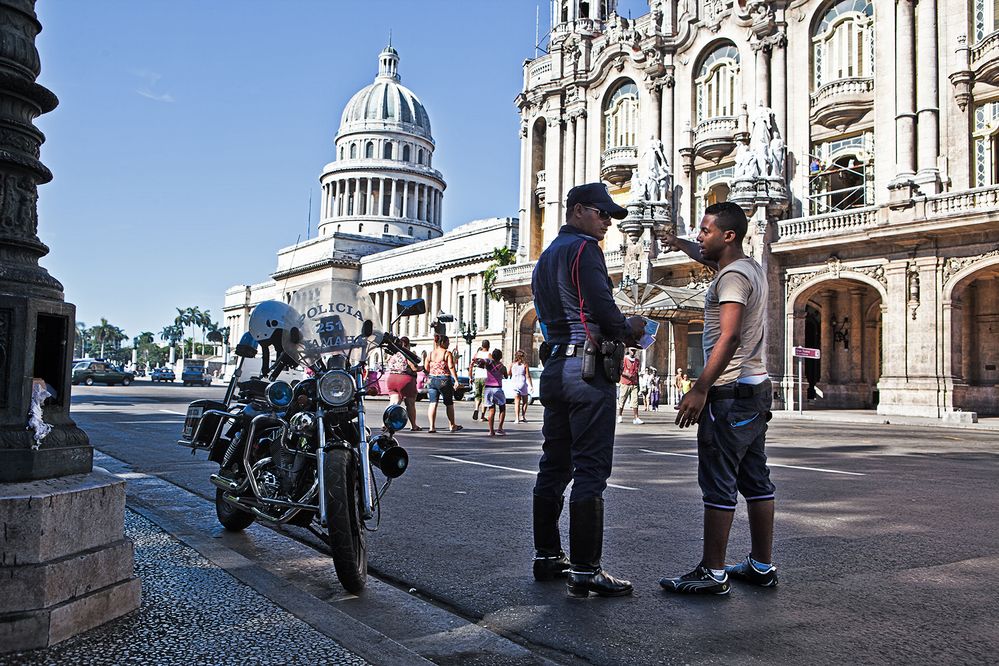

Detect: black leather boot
[567, 497, 633, 597]
[533, 494, 570, 581]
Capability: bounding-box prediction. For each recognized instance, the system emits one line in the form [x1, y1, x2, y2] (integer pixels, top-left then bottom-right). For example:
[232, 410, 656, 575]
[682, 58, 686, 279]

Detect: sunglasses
[581, 205, 611, 221]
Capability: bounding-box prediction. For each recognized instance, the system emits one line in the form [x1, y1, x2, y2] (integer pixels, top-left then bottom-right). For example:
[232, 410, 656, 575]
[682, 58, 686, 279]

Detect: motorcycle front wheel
[324, 447, 367, 594]
[215, 488, 256, 531]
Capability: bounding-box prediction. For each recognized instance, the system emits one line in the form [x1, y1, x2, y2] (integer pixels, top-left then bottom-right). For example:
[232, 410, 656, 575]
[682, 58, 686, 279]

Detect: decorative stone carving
[855, 264, 888, 290]
[943, 246, 999, 283]
[634, 137, 672, 203]
[729, 106, 789, 219]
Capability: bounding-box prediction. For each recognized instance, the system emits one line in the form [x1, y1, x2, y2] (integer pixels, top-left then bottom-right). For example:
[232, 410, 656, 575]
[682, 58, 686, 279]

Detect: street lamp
[460, 322, 477, 372]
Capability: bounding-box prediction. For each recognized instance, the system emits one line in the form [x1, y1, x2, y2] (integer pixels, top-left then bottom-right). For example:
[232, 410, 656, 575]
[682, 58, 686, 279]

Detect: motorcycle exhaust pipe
[210, 473, 242, 493]
[369, 434, 409, 479]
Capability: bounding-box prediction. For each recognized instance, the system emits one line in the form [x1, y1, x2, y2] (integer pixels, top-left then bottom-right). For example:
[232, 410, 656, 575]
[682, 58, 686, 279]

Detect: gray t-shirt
[702, 257, 767, 386]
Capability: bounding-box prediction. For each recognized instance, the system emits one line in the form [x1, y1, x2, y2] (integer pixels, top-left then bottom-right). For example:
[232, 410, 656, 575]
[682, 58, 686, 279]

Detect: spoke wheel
[324, 447, 367, 594]
[215, 488, 256, 531]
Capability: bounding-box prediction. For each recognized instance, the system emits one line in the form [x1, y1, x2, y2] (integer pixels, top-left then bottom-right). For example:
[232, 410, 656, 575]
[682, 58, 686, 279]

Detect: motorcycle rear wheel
[215, 488, 256, 531]
[324, 447, 367, 594]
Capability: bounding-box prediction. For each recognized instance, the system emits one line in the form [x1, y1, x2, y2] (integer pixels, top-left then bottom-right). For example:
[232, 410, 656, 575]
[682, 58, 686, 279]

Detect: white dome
[338, 47, 432, 140]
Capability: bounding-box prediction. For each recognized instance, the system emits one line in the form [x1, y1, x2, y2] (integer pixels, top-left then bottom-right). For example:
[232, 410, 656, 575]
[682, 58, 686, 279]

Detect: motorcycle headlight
[266, 381, 293, 409]
[382, 404, 408, 432]
[289, 411, 316, 433]
[317, 370, 355, 406]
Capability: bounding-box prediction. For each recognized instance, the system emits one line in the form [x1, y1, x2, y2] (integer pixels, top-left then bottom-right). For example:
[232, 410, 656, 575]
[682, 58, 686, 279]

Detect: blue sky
[34, 0, 648, 340]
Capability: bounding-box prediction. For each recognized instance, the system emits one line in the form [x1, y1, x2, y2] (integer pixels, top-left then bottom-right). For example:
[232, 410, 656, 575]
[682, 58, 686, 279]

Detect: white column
[575, 111, 587, 184]
[755, 41, 771, 108]
[352, 178, 360, 216]
[915, 0, 940, 191]
[402, 181, 410, 219]
[894, 0, 917, 180]
[564, 116, 576, 190]
[772, 36, 787, 141]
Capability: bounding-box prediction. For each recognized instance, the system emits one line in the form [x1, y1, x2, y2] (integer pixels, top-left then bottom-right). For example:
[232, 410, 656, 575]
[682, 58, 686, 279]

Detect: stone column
[962, 284, 975, 382]
[849, 288, 864, 383]
[914, 0, 941, 193]
[575, 111, 587, 184]
[771, 33, 787, 140]
[564, 115, 576, 190]
[434, 281, 443, 321]
[390, 179, 398, 218]
[402, 181, 410, 219]
[893, 0, 917, 181]
[754, 40, 771, 108]
[660, 76, 674, 183]
[819, 291, 833, 384]
[544, 116, 564, 239]
[0, 1, 139, 652]
[351, 178, 360, 216]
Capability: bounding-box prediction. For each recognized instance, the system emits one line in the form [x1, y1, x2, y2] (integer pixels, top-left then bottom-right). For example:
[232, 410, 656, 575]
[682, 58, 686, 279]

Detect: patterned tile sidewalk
[1, 509, 368, 666]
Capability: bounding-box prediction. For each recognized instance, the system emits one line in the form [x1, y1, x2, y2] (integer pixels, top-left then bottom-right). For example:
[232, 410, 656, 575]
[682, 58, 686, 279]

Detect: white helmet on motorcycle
[248, 301, 300, 347]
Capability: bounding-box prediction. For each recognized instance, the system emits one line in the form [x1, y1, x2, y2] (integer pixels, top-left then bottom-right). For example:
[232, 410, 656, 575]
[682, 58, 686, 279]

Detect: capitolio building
[223, 46, 516, 372]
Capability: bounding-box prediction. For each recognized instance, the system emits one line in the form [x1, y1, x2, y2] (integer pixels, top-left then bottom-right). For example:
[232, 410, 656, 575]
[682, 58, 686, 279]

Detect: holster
[581, 339, 599, 381]
[539, 341, 552, 365]
[600, 340, 625, 383]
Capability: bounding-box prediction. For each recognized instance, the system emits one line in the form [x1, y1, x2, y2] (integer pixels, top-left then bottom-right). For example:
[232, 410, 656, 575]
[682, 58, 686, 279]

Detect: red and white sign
[793, 346, 821, 359]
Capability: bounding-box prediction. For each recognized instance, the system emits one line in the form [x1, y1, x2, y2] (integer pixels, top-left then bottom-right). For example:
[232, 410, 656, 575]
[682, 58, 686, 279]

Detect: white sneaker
[616, 416, 623, 423]
[632, 418, 644, 425]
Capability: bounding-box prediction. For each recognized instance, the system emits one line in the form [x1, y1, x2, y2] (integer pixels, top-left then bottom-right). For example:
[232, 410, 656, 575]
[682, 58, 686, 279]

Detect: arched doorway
[948, 265, 999, 415]
[517, 308, 544, 367]
[791, 277, 883, 409]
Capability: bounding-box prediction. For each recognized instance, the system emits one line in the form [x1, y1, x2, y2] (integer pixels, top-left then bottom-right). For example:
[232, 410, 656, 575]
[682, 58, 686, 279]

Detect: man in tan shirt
[656, 202, 778, 596]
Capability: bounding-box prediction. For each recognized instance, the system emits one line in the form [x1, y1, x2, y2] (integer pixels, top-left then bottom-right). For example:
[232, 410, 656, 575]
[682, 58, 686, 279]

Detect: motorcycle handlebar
[381, 332, 422, 367]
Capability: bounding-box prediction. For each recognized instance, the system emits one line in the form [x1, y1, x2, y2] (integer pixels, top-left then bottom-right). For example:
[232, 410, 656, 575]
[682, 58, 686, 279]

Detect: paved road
[72, 381, 999, 665]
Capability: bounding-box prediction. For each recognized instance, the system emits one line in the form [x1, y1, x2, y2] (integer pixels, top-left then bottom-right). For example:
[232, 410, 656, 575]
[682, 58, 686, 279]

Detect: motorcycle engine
[268, 431, 308, 496]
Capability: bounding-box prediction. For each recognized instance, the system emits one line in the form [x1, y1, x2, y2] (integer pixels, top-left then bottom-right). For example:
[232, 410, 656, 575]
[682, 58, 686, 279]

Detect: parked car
[151, 368, 175, 382]
[502, 367, 542, 404]
[181, 365, 212, 387]
[72, 361, 135, 387]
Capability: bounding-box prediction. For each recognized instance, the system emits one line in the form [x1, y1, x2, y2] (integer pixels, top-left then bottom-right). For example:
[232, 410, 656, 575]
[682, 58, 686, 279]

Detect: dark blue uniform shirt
[531, 225, 630, 345]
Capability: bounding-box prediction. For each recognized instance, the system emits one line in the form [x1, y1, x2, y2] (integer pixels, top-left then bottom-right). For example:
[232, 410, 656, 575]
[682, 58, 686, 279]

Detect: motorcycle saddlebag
[180, 399, 230, 449]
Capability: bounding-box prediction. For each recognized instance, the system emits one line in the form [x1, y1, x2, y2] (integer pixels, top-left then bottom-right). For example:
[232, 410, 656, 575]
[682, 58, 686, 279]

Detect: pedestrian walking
[673, 367, 685, 407]
[510, 349, 533, 422]
[656, 202, 777, 595]
[639, 367, 654, 412]
[650, 370, 661, 411]
[478, 348, 508, 436]
[386, 336, 422, 431]
[425, 334, 463, 433]
[470, 340, 492, 421]
[616, 349, 644, 425]
[530, 182, 645, 598]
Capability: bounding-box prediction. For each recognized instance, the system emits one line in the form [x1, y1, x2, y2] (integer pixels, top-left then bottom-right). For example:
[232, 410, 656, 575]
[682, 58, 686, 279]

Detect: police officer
[530, 183, 645, 598]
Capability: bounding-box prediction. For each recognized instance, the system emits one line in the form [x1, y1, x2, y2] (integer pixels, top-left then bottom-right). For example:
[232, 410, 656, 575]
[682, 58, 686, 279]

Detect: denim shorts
[427, 375, 454, 406]
[697, 380, 775, 510]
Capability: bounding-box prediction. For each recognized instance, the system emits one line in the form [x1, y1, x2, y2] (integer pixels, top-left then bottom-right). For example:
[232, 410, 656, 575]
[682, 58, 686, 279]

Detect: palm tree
[75, 321, 87, 357]
[198, 309, 213, 352]
[90, 318, 114, 358]
[174, 308, 192, 357]
[160, 324, 183, 348]
[483, 247, 516, 301]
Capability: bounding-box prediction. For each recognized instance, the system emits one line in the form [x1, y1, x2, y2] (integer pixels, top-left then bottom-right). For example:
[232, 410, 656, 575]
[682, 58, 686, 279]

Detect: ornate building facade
[224, 48, 516, 371]
[495, 0, 999, 420]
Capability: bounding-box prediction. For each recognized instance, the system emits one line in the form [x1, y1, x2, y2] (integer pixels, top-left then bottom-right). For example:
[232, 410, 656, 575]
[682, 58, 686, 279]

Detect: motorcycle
[178, 279, 424, 593]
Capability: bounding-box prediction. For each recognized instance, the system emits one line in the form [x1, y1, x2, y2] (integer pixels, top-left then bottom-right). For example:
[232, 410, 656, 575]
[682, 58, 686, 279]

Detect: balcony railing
[535, 169, 547, 206]
[600, 146, 638, 184]
[926, 184, 999, 216]
[809, 77, 874, 130]
[778, 206, 880, 239]
[971, 30, 999, 65]
[527, 56, 552, 87]
[693, 116, 738, 162]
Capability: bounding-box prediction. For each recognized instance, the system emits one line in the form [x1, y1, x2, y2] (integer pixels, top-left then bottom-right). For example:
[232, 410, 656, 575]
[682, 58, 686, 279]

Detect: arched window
[339, 146, 344, 160]
[812, 0, 874, 90]
[408, 225, 413, 235]
[973, 101, 999, 186]
[349, 143, 357, 159]
[403, 145, 411, 162]
[427, 229, 432, 238]
[603, 81, 639, 150]
[383, 142, 393, 159]
[807, 132, 874, 213]
[359, 223, 363, 233]
[693, 165, 734, 231]
[695, 44, 740, 124]
[383, 223, 389, 233]
[417, 148, 424, 165]
[975, 0, 999, 41]
[365, 141, 374, 159]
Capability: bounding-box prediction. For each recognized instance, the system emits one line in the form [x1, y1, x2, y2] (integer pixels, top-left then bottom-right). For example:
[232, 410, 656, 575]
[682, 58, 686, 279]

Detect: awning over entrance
[614, 283, 706, 318]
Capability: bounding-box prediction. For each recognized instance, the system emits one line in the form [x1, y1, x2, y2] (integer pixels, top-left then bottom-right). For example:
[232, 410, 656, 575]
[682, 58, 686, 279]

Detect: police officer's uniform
[530, 183, 635, 597]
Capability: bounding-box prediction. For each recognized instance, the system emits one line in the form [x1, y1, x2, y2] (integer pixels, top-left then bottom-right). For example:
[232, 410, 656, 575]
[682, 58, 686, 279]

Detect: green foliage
[483, 246, 516, 302]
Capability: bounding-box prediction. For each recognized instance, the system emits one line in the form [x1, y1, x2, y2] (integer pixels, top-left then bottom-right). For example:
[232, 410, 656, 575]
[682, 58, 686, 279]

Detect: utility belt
[707, 379, 770, 402]
[539, 339, 626, 383]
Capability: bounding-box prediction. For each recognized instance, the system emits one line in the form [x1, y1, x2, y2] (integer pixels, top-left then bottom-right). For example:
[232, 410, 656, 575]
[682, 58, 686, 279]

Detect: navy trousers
[534, 355, 617, 502]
